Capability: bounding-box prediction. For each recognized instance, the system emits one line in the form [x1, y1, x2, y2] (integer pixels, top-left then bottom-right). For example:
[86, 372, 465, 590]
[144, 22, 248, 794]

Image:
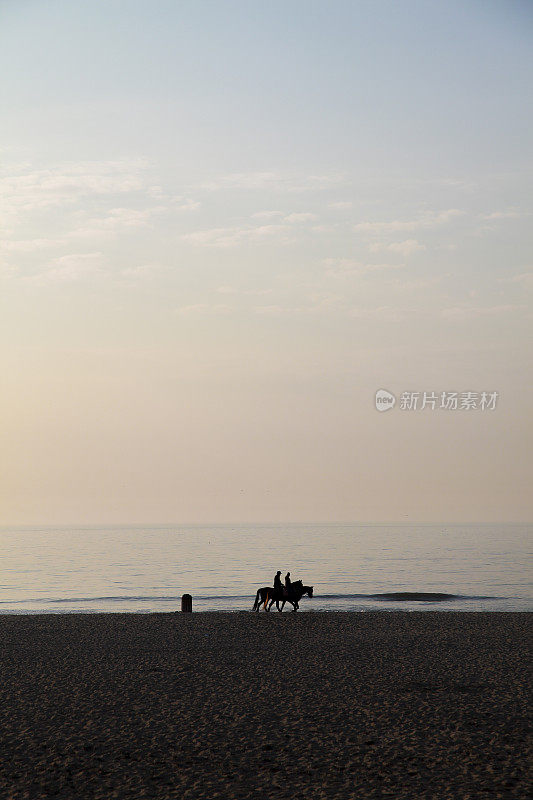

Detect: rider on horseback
[253, 578, 313, 611]
[274, 571, 283, 593]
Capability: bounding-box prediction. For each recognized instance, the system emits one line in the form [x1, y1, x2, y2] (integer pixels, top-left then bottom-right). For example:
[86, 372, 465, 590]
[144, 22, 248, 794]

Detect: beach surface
[0, 612, 530, 799]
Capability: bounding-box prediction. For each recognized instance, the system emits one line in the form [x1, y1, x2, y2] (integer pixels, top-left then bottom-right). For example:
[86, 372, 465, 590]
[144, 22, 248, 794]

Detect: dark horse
[252, 580, 313, 612]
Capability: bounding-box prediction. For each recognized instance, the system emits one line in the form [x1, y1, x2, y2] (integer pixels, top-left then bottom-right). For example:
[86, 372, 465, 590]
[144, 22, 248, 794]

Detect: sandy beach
[0, 612, 530, 799]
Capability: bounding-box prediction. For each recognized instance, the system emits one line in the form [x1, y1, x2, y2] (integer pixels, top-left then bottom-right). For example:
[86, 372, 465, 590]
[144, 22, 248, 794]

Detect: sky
[1, 0, 532, 525]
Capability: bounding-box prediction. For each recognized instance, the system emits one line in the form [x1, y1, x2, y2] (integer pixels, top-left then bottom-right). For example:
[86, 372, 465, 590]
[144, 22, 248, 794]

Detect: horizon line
[1, 520, 531, 530]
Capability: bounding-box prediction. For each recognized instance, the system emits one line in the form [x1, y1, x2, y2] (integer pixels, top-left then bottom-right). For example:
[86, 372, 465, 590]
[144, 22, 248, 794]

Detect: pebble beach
[1, 612, 530, 799]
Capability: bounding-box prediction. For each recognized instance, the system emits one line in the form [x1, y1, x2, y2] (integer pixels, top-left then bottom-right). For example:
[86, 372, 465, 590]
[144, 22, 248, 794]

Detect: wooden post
[181, 593, 192, 612]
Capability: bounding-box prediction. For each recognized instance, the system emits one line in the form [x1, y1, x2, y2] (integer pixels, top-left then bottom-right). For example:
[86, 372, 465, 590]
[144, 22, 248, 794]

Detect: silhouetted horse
[252, 580, 313, 612]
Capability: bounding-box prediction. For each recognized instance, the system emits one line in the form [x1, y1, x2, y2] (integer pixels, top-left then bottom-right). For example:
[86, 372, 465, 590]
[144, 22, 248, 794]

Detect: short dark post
[181, 593, 192, 612]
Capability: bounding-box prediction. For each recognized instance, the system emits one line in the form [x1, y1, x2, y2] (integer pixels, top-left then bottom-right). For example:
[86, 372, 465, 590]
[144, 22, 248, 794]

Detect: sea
[0, 523, 531, 614]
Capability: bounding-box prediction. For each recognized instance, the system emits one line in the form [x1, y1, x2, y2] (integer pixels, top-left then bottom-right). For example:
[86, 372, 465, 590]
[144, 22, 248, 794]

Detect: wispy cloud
[147, 186, 201, 211]
[441, 303, 526, 318]
[201, 171, 280, 191]
[174, 198, 201, 211]
[253, 304, 310, 316]
[323, 258, 404, 276]
[476, 209, 531, 234]
[0, 237, 65, 253]
[176, 303, 233, 315]
[283, 212, 317, 223]
[216, 285, 273, 296]
[25, 252, 106, 284]
[349, 305, 406, 321]
[369, 239, 426, 257]
[0, 160, 147, 218]
[116, 264, 166, 286]
[182, 223, 292, 248]
[0, 261, 18, 279]
[23, 256, 167, 287]
[500, 271, 533, 286]
[0, 158, 198, 239]
[68, 207, 161, 239]
[253, 292, 343, 316]
[479, 210, 527, 221]
[251, 210, 284, 220]
[328, 201, 353, 210]
[354, 209, 463, 235]
[200, 170, 344, 193]
[182, 210, 318, 248]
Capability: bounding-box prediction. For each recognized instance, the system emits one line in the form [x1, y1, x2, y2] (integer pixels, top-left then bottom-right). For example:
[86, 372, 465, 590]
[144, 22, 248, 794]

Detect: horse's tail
[253, 589, 261, 611]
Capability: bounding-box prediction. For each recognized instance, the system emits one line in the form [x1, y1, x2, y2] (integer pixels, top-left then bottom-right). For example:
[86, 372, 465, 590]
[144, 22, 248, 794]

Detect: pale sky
[1, 0, 532, 524]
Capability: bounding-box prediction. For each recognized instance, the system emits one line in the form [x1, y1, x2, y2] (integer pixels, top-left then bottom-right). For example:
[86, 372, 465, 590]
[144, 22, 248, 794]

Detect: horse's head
[293, 579, 303, 588]
[305, 585, 314, 598]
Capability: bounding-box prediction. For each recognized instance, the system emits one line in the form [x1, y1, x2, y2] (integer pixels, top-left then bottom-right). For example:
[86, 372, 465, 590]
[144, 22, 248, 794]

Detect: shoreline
[1, 612, 530, 799]
[1, 606, 531, 615]
[0, 612, 533, 619]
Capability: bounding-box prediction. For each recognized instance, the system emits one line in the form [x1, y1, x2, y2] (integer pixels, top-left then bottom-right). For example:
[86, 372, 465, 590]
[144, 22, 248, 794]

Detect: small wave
[371, 592, 459, 601]
[0, 594, 247, 605]
[0, 591, 502, 606]
[0, 595, 181, 605]
[316, 592, 498, 602]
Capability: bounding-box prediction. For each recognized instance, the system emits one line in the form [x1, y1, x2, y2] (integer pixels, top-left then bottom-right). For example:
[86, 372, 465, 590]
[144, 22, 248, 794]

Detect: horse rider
[284, 571, 292, 598]
[274, 570, 283, 593]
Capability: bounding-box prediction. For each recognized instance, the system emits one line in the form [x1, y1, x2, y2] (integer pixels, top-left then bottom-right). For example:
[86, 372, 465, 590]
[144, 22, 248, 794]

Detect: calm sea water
[0, 524, 531, 613]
